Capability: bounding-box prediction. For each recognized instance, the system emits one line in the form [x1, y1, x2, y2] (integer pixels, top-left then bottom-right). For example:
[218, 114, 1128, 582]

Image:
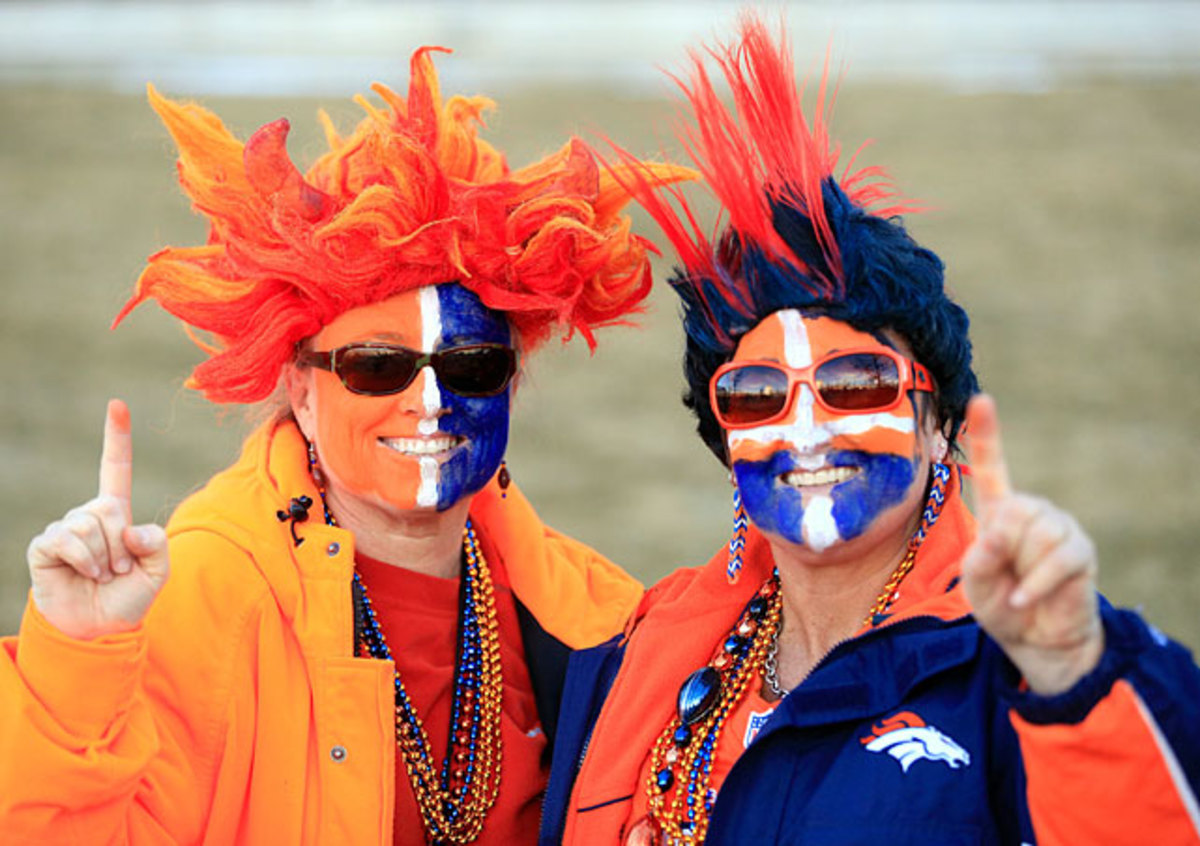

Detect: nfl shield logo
[743, 708, 776, 748]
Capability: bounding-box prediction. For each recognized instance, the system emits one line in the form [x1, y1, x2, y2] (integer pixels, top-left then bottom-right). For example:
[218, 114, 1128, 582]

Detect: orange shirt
[625, 672, 777, 841]
[356, 538, 545, 846]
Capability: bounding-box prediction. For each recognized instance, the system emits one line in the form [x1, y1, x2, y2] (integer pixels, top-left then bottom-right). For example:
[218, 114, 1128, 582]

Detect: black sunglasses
[297, 342, 517, 397]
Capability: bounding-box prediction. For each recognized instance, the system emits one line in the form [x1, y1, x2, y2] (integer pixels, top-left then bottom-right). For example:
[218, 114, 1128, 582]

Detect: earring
[933, 434, 949, 462]
[307, 440, 324, 485]
[727, 487, 748, 584]
[498, 459, 511, 499]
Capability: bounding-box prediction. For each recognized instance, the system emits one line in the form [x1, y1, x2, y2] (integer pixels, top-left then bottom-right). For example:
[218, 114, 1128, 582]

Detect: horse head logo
[860, 711, 971, 773]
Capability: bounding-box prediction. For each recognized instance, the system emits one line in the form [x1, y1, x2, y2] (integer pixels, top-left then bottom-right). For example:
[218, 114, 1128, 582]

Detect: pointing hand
[27, 400, 170, 640]
[961, 394, 1103, 696]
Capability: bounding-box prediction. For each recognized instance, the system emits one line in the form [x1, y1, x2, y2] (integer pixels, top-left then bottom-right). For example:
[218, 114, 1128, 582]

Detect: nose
[784, 382, 817, 430]
[777, 383, 836, 452]
[390, 366, 444, 426]
[416, 366, 445, 420]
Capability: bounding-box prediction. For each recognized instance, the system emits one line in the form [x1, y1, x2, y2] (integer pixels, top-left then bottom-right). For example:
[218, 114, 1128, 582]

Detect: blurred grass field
[2, 76, 1198, 651]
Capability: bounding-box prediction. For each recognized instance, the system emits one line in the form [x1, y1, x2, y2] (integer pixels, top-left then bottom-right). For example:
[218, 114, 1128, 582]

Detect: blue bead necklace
[311, 458, 503, 844]
[645, 573, 783, 844]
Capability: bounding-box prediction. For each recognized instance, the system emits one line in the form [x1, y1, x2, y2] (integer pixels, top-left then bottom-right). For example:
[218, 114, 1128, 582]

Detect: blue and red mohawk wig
[609, 14, 978, 463]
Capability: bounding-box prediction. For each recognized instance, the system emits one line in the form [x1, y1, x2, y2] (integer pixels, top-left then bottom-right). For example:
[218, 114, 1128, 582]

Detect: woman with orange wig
[0, 46, 684, 844]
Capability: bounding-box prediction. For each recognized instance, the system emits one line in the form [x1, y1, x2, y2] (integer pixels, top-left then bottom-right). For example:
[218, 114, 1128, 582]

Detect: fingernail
[1009, 588, 1029, 608]
[114, 557, 132, 575]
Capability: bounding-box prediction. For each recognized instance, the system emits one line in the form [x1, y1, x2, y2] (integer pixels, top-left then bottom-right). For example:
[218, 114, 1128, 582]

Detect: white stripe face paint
[778, 311, 841, 548]
[418, 285, 443, 426]
[416, 285, 442, 508]
[725, 311, 925, 549]
[780, 309, 812, 368]
[802, 495, 839, 552]
[779, 309, 816, 435]
[728, 412, 917, 453]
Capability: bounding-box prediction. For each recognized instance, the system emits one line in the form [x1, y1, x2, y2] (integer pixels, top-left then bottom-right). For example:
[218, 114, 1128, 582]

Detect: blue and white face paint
[301, 283, 512, 513]
[428, 282, 511, 509]
[725, 311, 931, 552]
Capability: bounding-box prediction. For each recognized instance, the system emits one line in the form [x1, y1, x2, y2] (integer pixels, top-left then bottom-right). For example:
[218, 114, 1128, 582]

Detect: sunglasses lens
[815, 353, 901, 411]
[337, 347, 419, 395]
[436, 345, 516, 396]
[714, 365, 790, 425]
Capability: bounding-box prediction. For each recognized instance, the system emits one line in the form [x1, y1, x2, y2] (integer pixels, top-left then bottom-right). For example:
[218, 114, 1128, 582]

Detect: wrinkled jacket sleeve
[1005, 601, 1200, 844]
[0, 532, 262, 845]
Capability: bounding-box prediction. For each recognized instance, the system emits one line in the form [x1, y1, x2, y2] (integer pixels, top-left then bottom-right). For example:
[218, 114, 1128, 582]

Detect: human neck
[325, 490, 471, 580]
[766, 514, 919, 689]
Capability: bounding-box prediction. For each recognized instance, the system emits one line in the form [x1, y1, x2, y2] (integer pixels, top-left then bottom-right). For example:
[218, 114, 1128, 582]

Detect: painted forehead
[436, 283, 511, 346]
[734, 312, 891, 366]
[315, 283, 511, 350]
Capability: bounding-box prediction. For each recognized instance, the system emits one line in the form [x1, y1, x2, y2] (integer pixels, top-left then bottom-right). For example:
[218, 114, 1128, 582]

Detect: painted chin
[378, 434, 466, 462]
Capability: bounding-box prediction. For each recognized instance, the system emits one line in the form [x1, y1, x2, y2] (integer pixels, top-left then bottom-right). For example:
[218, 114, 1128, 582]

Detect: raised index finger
[964, 393, 1012, 517]
[99, 398, 134, 519]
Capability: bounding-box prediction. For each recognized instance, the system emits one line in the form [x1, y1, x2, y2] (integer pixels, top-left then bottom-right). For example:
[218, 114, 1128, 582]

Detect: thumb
[122, 524, 170, 582]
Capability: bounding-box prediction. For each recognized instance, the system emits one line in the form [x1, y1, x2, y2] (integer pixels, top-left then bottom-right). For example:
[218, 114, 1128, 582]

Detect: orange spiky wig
[606, 15, 977, 463]
[116, 46, 687, 404]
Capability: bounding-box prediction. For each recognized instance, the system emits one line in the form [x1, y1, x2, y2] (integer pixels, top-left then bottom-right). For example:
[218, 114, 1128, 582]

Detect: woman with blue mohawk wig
[542, 15, 1200, 845]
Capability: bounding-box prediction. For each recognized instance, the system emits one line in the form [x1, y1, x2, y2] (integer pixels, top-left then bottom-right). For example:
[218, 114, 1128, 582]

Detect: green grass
[3, 79, 1199, 652]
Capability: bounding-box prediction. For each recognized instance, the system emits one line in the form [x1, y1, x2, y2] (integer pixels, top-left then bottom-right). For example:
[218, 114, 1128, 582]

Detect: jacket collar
[567, 467, 977, 828]
[168, 416, 640, 655]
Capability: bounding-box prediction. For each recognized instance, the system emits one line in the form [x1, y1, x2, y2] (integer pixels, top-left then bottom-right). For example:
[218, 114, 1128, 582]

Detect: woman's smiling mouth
[779, 465, 860, 488]
[380, 435, 464, 457]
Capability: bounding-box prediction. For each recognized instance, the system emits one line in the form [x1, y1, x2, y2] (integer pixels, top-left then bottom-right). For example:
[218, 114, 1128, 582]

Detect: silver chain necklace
[762, 625, 788, 698]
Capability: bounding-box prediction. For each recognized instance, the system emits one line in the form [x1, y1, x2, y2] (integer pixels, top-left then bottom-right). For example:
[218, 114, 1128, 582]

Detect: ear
[284, 362, 318, 442]
[917, 393, 948, 461]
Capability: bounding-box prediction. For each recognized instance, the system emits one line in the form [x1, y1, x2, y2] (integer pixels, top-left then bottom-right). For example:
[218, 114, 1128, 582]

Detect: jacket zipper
[760, 613, 972, 729]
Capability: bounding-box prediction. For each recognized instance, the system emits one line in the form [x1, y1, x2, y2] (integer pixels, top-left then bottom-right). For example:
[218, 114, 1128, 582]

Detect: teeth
[781, 466, 858, 487]
[382, 436, 459, 456]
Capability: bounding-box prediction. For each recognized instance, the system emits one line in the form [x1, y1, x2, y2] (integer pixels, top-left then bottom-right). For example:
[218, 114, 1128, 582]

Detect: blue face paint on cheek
[733, 453, 807, 545]
[434, 284, 512, 510]
[830, 452, 915, 540]
[439, 395, 509, 510]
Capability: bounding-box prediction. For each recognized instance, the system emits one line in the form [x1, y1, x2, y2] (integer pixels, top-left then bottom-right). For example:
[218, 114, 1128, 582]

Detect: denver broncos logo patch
[860, 711, 970, 773]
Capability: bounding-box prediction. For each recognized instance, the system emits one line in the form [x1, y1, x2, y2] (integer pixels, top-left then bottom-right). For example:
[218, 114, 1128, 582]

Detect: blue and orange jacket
[0, 418, 643, 845]
[542, 470, 1200, 845]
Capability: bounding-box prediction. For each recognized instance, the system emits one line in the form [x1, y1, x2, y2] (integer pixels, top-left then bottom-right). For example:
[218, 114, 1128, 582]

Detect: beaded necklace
[645, 575, 783, 843]
[311, 466, 503, 844]
[861, 462, 952, 627]
[645, 462, 951, 845]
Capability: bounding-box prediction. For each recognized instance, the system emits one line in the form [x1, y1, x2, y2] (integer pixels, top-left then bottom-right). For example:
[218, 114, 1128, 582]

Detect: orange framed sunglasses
[710, 347, 936, 428]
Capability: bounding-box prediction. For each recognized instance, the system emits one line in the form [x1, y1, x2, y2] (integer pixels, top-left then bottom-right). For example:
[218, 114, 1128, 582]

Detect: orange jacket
[0, 418, 642, 845]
